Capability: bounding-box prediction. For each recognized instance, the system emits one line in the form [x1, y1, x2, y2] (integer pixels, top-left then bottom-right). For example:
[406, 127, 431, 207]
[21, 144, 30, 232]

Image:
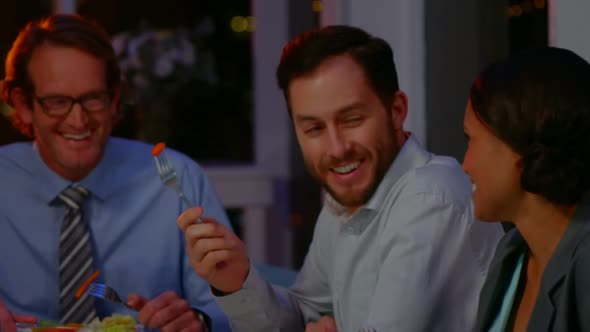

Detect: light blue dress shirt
[489, 252, 525, 332]
[0, 137, 232, 331]
[215, 135, 503, 332]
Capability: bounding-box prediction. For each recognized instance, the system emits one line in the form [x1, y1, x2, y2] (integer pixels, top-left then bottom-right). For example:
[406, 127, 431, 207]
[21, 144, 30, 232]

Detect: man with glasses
[0, 14, 232, 332]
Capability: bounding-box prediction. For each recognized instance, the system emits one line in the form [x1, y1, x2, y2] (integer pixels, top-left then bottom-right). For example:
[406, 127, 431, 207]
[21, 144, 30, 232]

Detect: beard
[305, 142, 397, 210]
[322, 180, 374, 209]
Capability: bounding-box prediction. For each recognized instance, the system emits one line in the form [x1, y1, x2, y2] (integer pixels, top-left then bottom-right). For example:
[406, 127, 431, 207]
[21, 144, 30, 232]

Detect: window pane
[80, 0, 254, 163]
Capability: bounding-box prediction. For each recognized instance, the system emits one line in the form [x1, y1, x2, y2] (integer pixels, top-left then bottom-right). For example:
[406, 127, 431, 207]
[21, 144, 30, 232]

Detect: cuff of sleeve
[212, 264, 271, 319]
[192, 308, 211, 332]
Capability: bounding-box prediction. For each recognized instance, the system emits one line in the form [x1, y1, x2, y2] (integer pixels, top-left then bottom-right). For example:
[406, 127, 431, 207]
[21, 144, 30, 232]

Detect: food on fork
[75, 270, 101, 299]
[151, 142, 166, 156]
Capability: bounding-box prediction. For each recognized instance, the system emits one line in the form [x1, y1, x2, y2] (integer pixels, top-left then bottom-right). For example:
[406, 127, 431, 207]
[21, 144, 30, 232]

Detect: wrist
[211, 263, 251, 296]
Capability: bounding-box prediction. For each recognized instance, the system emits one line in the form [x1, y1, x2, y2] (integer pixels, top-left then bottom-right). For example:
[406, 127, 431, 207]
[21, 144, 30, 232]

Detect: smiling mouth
[62, 131, 92, 140]
[331, 161, 360, 174]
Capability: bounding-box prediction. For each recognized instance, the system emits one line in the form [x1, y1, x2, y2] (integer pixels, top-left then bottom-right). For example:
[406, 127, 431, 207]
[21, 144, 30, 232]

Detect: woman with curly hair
[463, 47, 590, 332]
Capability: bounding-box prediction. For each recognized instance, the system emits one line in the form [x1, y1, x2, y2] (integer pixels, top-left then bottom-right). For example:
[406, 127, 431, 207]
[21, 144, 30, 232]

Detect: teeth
[333, 162, 360, 174]
[472, 183, 477, 192]
[63, 131, 91, 140]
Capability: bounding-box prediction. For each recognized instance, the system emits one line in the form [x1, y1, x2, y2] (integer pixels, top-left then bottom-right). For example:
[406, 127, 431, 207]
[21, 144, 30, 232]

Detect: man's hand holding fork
[177, 207, 251, 295]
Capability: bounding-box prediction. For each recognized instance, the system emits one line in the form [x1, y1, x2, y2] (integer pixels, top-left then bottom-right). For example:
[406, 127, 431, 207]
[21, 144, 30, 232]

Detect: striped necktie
[58, 185, 97, 324]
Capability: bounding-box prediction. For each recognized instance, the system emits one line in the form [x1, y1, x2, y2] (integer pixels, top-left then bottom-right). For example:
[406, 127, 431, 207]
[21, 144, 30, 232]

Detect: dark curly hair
[276, 25, 399, 114]
[0, 14, 121, 137]
[470, 47, 590, 204]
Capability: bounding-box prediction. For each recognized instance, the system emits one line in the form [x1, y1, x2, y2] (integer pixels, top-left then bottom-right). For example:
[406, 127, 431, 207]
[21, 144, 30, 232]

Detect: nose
[64, 102, 89, 128]
[326, 127, 352, 159]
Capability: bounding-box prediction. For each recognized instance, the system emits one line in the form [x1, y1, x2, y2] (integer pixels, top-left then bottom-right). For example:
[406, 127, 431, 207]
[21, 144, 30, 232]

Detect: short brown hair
[0, 14, 121, 137]
[276, 25, 399, 115]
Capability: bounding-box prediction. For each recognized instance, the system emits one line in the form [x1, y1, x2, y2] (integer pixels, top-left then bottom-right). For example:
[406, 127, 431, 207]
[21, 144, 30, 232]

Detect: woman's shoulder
[573, 234, 590, 274]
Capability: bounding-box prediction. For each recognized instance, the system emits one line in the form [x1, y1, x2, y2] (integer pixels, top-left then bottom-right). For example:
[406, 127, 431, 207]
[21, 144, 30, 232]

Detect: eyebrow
[337, 104, 365, 116]
[294, 114, 320, 123]
[294, 102, 365, 123]
[36, 89, 109, 98]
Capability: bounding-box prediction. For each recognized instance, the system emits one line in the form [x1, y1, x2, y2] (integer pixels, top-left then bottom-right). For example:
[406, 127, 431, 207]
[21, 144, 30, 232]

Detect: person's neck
[513, 194, 576, 271]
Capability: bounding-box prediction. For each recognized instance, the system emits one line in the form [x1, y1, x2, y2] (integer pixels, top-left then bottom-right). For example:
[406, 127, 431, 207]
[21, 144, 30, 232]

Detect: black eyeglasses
[34, 91, 112, 116]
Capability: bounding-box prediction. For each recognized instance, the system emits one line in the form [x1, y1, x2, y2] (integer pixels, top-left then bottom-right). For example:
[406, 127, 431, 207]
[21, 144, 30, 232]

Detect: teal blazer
[475, 197, 590, 331]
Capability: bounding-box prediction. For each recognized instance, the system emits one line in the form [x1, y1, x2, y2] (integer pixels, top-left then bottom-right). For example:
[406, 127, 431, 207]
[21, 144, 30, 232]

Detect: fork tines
[154, 153, 175, 181]
[152, 145, 202, 222]
[86, 282, 132, 309]
[86, 282, 106, 298]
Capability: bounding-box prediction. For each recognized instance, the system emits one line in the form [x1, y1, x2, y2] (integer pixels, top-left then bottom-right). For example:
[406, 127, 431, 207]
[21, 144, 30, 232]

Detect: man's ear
[10, 87, 33, 125]
[390, 90, 408, 130]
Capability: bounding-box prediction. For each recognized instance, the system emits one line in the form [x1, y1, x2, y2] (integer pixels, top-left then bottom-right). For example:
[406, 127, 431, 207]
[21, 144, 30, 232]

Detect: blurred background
[0, 0, 584, 271]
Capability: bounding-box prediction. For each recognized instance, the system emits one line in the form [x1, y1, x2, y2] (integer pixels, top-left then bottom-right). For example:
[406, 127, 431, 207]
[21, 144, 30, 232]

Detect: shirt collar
[31, 142, 73, 204]
[365, 133, 432, 211]
[34, 137, 119, 203]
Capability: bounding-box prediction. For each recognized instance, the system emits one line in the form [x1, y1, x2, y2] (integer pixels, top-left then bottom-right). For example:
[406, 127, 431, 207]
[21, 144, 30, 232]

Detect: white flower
[126, 31, 154, 70]
[153, 52, 175, 78]
[112, 23, 217, 106]
[111, 33, 129, 56]
[178, 39, 195, 66]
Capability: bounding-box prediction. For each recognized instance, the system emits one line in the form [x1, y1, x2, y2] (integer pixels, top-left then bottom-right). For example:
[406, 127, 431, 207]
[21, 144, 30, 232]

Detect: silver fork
[87, 282, 136, 311]
[153, 146, 202, 223]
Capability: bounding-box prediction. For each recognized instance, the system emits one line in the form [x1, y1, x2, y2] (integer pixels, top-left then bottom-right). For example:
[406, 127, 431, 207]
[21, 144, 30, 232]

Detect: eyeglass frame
[32, 90, 113, 117]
